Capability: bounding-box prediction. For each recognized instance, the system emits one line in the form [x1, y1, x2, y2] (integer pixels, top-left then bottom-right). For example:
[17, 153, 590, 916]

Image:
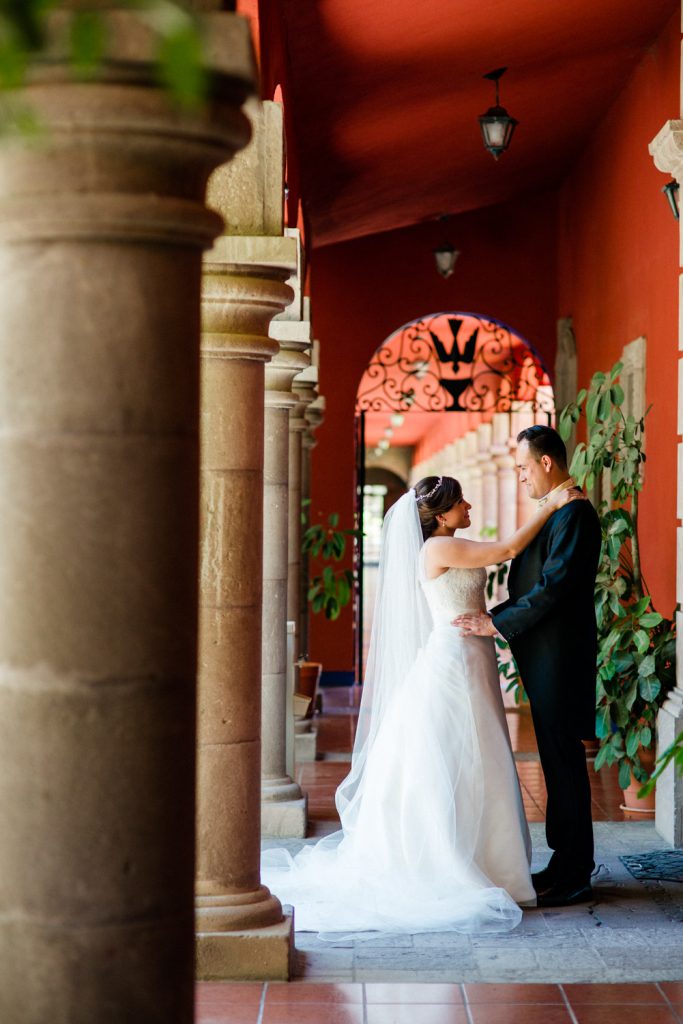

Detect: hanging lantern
[433, 244, 459, 278]
[478, 67, 518, 160]
[433, 214, 460, 278]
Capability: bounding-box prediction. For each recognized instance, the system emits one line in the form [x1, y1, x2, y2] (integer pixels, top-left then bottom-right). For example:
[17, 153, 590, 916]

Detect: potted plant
[297, 504, 360, 715]
[302, 503, 360, 622]
[558, 362, 677, 805]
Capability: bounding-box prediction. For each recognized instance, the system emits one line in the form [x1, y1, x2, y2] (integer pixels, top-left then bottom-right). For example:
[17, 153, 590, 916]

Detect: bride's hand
[551, 484, 586, 509]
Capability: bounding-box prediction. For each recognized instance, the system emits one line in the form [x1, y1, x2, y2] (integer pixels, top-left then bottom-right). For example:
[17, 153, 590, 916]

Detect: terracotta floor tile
[262, 1004, 364, 1024]
[303, 687, 626, 829]
[195, 982, 265, 1023]
[571, 1008, 677, 1024]
[464, 984, 563, 1003]
[366, 1007, 469, 1024]
[365, 984, 463, 1004]
[306, 821, 338, 837]
[563, 984, 665, 1004]
[660, 983, 683, 1002]
[195, 1002, 260, 1024]
[299, 765, 349, 779]
[266, 983, 363, 1004]
[196, 982, 264, 1004]
[468, 1005, 571, 1024]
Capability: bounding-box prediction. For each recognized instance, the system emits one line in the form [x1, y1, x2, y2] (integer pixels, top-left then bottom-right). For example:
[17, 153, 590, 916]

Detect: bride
[262, 474, 582, 936]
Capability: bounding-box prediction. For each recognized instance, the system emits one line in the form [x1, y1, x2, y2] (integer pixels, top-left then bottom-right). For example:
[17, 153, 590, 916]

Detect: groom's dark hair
[517, 425, 568, 469]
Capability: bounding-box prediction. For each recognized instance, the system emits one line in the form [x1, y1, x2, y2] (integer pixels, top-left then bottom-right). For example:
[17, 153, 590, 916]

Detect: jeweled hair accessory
[416, 476, 443, 504]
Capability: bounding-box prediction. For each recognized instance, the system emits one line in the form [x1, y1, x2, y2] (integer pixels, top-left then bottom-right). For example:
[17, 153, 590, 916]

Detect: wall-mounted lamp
[479, 67, 518, 160]
[663, 180, 680, 220]
[390, 413, 405, 428]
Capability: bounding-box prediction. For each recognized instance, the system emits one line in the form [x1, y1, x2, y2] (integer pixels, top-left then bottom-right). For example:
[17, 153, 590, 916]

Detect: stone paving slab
[265, 822, 683, 982]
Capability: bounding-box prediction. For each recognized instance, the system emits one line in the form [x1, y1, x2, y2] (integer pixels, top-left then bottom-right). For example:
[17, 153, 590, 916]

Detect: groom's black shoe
[535, 878, 594, 908]
[531, 866, 558, 893]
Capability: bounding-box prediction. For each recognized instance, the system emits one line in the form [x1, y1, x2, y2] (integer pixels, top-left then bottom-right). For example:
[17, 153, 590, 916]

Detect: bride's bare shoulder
[423, 535, 469, 569]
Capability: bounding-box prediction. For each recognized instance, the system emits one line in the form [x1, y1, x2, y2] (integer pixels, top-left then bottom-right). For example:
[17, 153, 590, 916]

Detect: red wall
[309, 191, 560, 672]
[557, 9, 680, 620]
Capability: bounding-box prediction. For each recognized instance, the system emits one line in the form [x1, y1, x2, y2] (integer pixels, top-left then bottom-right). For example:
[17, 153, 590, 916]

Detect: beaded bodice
[421, 565, 487, 624]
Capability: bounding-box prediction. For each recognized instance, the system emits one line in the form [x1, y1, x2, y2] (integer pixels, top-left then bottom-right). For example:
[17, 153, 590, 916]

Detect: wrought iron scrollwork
[355, 313, 554, 415]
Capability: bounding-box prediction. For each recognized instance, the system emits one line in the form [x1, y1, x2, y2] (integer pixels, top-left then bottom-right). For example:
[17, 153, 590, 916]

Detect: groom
[455, 425, 601, 907]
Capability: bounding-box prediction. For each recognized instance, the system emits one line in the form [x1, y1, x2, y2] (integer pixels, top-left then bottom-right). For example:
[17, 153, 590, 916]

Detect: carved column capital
[0, 12, 255, 248]
[304, 395, 326, 445]
[202, 235, 297, 363]
[266, 318, 313, 409]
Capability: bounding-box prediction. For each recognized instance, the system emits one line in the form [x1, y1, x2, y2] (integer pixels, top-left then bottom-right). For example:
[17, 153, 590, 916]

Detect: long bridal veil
[261, 489, 524, 937]
[335, 489, 433, 834]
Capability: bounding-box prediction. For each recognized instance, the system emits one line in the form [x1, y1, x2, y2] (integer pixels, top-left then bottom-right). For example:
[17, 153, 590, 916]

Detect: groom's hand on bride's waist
[452, 612, 498, 637]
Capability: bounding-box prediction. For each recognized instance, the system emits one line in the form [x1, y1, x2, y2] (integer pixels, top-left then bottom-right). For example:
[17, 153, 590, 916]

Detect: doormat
[620, 850, 683, 882]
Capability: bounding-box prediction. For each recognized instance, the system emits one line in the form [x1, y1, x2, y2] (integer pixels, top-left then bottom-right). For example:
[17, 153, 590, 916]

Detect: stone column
[195, 100, 297, 978]
[555, 318, 578, 460]
[262, 250, 311, 838]
[649, 121, 683, 845]
[197, 236, 297, 975]
[511, 405, 537, 527]
[453, 437, 471, 533]
[492, 413, 517, 601]
[300, 382, 325, 655]
[465, 430, 484, 539]
[287, 304, 314, 654]
[478, 422, 498, 537]
[0, 11, 254, 1022]
[495, 454, 518, 538]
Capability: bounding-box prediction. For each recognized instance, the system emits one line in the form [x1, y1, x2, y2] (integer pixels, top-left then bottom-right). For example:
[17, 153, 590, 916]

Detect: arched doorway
[354, 311, 555, 679]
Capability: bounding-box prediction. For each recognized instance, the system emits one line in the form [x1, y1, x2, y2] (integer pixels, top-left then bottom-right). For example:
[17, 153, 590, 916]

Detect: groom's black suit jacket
[491, 501, 601, 739]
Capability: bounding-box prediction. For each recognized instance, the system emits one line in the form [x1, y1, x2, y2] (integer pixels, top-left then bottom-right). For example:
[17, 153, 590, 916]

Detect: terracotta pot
[582, 738, 600, 758]
[620, 744, 656, 818]
[297, 661, 322, 720]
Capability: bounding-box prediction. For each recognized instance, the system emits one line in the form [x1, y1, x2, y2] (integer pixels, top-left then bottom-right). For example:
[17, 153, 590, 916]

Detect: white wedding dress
[262, 494, 535, 937]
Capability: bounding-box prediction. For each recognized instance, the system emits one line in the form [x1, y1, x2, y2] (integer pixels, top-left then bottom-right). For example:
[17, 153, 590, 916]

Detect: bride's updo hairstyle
[414, 475, 463, 542]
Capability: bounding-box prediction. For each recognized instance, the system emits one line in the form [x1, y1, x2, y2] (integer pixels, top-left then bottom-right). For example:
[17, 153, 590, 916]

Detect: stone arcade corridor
[3, 4, 683, 1021]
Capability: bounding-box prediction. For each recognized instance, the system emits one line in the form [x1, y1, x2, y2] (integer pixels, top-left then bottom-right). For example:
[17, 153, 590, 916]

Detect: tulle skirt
[262, 628, 534, 936]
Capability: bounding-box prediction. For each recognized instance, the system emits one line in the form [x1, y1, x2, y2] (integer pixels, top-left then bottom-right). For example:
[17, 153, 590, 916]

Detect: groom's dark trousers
[491, 500, 601, 882]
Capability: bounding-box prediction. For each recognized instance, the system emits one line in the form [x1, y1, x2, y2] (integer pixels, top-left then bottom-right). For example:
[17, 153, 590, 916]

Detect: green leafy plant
[485, 561, 527, 704]
[495, 634, 527, 705]
[0, 1, 208, 135]
[638, 729, 683, 798]
[302, 504, 360, 621]
[559, 362, 677, 790]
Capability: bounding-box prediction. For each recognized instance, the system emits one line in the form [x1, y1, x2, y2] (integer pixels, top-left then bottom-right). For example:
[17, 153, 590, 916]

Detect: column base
[655, 695, 683, 846]
[262, 775, 304, 802]
[195, 885, 283, 932]
[196, 906, 294, 980]
[295, 724, 318, 762]
[261, 795, 308, 838]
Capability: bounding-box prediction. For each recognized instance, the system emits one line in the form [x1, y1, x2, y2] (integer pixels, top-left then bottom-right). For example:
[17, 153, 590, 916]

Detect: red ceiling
[263, 0, 678, 248]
